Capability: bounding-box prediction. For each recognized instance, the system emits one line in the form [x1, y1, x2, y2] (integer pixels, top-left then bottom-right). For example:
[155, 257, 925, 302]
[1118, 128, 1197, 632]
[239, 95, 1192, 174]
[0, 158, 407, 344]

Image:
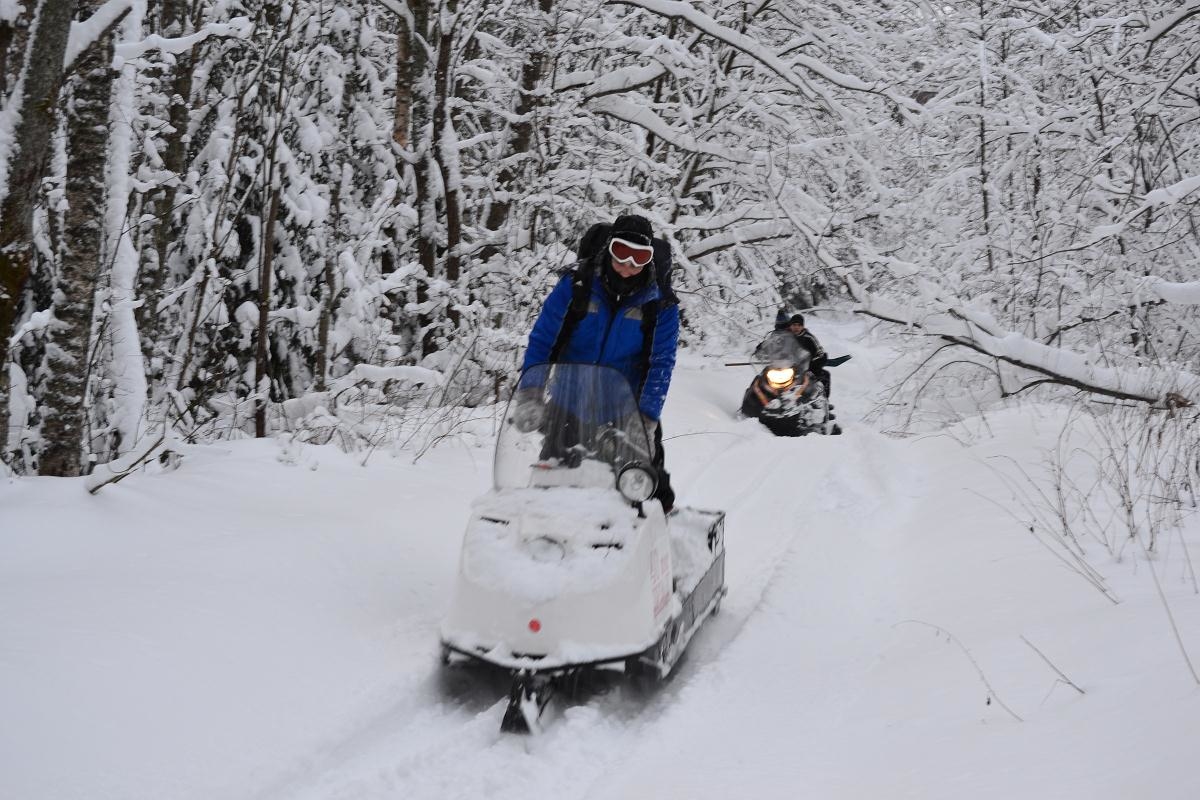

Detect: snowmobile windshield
[495, 363, 655, 492]
[753, 330, 811, 372]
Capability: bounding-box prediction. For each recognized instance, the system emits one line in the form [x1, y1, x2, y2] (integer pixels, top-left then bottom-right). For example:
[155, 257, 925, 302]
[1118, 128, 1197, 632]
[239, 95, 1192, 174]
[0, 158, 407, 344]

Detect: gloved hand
[622, 411, 658, 445]
[508, 387, 546, 433]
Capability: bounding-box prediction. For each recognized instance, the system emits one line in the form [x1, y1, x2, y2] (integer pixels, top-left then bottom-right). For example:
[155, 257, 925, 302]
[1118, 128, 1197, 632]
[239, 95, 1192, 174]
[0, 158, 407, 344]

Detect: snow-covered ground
[2, 318, 1198, 800]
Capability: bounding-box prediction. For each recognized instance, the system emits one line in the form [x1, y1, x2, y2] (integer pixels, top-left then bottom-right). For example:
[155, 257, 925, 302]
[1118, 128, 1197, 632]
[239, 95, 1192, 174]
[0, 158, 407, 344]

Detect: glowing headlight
[617, 464, 657, 503]
[765, 367, 795, 388]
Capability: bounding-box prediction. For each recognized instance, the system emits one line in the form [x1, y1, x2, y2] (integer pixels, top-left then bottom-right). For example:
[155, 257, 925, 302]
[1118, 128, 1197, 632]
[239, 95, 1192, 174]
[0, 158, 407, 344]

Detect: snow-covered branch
[1140, 1, 1200, 47]
[112, 17, 253, 65]
[612, 0, 876, 98]
[848, 281, 1199, 406]
[684, 221, 793, 260]
[1145, 278, 1200, 306]
[64, 0, 131, 70]
[587, 95, 751, 163]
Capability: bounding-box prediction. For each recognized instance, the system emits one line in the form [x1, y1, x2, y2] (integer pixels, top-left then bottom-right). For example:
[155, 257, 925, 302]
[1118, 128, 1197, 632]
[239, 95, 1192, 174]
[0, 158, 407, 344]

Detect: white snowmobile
[440, 362, 726, 733]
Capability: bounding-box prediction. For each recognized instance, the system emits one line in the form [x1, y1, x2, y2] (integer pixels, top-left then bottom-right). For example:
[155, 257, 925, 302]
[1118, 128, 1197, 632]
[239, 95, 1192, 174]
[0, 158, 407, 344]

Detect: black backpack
[548, 222, 679, 374]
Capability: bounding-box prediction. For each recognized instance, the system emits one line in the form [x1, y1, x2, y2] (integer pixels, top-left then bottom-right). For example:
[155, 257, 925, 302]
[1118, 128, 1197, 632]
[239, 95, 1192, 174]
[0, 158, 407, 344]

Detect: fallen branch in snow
[1020, 635, 1085, 696]
[848, 286, 1198, 407]
[897, 620, 1024, 722]
[84, 427, 167, 494]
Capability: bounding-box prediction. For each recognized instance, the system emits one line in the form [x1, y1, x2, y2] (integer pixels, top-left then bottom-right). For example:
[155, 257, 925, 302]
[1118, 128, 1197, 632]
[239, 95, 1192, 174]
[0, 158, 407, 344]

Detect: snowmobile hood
[462, 488, 643, 606]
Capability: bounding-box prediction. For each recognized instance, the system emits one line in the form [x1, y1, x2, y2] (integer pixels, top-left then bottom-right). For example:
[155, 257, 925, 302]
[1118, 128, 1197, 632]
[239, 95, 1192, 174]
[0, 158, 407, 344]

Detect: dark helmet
[610, 213, 654, 247]
[774, 309, 805, 330]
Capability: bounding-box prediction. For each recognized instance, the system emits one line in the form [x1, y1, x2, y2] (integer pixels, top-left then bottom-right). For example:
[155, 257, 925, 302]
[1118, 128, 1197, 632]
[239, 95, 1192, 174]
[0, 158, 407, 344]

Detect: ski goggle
[609, 237, 654, 268]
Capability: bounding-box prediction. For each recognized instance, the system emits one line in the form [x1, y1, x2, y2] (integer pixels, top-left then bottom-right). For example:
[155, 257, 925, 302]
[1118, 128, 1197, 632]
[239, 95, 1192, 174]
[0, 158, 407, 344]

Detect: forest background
[1, 0, 1198, 479]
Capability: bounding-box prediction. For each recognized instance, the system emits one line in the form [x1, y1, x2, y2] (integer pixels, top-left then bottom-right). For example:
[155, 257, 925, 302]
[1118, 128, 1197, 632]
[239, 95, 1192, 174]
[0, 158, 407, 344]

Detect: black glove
[508, 387, 546, 433]
[622, 411, 658, 447]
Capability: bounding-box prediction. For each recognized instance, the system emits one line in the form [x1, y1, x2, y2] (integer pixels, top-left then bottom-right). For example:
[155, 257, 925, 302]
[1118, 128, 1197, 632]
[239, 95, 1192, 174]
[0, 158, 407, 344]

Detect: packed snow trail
[2, 317, 1199, 800]
[266, 324, 935, 800]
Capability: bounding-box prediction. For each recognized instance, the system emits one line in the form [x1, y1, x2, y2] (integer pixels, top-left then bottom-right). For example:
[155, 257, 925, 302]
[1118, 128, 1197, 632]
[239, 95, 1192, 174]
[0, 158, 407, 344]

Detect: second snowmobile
[439, 362, 726, 733]
[739, 330, 844, 436]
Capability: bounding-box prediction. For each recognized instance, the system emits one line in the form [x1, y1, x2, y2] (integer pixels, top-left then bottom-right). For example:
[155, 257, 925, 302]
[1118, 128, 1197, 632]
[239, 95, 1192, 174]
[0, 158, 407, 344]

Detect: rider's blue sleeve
[522, 275, 574, 372]
[638, 302, 679, 420]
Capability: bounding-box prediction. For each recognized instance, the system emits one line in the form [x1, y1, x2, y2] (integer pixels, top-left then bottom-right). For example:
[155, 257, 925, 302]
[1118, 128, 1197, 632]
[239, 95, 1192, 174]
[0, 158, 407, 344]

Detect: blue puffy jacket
[522, 273, 679, 420]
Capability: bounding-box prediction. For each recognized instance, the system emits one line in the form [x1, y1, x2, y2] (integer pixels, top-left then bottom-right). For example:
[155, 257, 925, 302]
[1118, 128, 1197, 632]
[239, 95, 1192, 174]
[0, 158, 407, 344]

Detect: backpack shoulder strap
[651, 237, 678, 306]
[549, 254, 598, 363]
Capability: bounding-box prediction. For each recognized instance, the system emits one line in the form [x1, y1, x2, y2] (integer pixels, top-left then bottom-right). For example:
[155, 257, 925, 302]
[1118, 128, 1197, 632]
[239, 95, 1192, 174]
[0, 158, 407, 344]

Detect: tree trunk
[254, 187, 280, 438]
[0, 12, 17, 100]
[477, 0, 552, 264]
[393, 8, 412, 149]
[0, 0, 76, 446]
[140, 0, 198, 355]
[432, 0, 461, 327]
[976, 2, 995, 274]
[40, 0, 115, 476]
[408, 0, 438, 355]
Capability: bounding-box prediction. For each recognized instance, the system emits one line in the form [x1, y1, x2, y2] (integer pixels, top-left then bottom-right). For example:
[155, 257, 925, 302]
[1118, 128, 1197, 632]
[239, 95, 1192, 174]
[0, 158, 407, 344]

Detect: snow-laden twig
[613, 0, 876, 98]
[1020, 635, 1085, 696]
[896, 620, 1024, 722]
[1136, 535, 1200, 686]
[586, 95, 752, 164]
[968, 477, 1119, 605]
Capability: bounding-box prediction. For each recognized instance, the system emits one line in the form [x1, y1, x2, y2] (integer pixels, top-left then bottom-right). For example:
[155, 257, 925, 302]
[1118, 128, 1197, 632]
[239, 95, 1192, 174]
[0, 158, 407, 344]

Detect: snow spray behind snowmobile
[439, 363, 726, 733]
[737, 330, 846, 436]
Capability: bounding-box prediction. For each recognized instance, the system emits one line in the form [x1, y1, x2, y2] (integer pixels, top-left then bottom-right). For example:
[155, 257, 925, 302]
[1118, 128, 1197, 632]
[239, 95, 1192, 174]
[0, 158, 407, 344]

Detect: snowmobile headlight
[765, 367, 795, 389]
[525, 535, 566, 562]
[616, 464, 657, 504]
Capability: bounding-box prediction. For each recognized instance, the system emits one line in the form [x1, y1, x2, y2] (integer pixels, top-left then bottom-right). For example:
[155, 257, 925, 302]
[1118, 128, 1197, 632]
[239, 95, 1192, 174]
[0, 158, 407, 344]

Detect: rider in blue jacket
[520, 214, 680, 512]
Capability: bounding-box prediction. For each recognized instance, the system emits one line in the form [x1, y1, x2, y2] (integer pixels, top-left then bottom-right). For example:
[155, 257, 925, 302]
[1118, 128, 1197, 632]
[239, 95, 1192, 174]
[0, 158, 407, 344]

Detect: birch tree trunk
[40, 0, 115, 476]
[140, 0, 198, 353]
[393, 7, 412, 149]
[0, 0, 75, 447]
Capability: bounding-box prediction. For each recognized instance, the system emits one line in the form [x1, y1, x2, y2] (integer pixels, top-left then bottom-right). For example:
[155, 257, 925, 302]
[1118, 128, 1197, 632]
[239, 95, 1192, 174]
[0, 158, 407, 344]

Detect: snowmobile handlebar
[725, 355, 851, 368]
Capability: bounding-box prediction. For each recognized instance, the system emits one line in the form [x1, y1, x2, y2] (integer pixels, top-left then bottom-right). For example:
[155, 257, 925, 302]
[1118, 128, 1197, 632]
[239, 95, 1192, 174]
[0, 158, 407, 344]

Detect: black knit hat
[611, 214, 654, 247]
[774, 310, 805, 329]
